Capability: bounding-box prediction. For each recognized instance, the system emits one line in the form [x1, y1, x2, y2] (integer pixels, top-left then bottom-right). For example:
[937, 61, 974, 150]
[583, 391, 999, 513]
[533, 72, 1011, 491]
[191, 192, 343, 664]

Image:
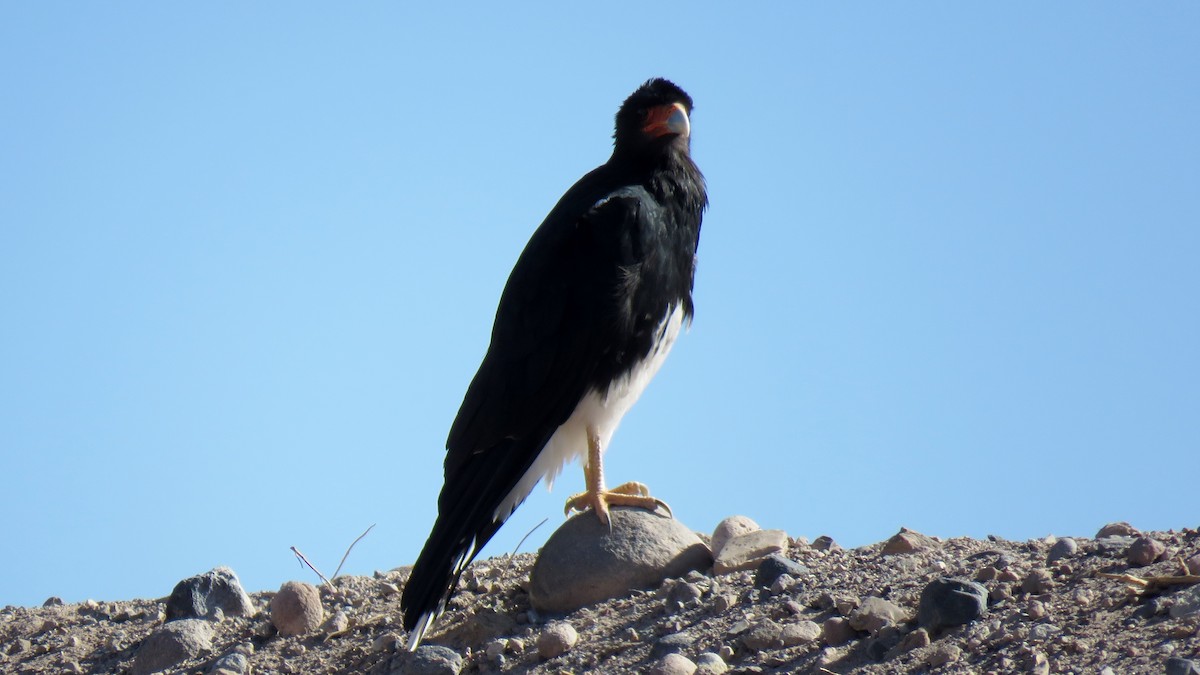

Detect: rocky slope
[3, 519, 1199, 674]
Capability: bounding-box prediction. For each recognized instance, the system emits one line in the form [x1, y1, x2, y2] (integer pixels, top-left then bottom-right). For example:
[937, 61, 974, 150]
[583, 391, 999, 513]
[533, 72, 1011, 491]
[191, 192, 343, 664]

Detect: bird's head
[613, 78, 695, 160]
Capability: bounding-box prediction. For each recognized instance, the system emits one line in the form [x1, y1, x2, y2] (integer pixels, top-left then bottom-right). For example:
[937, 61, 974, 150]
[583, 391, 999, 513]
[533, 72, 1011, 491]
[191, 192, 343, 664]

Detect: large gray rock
[165, 567, 254, 621]
[529, 507, 712, 613]
[918, 577, 988, 633]
[132, 619, 214, 675]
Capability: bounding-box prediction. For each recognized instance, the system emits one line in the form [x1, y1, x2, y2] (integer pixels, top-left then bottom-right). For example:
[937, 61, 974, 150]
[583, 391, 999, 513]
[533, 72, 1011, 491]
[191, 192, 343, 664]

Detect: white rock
[537, 622, 579, 659]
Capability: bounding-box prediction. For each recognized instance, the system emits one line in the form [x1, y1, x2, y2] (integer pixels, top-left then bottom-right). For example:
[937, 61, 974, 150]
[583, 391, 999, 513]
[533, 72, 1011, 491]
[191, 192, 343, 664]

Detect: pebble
[484, 639, 507, 660]
[42, 597, 64, 607]
[710, 516, 761, 557]
[373, 632, 403, 653]
[811, 535, 839, 551]
[1027, 599, 1047, 620]
[896, 627, 931, 654]
[668, 582, 704, 607]
[713, 529, 790, 574]
[822, 616, 857, 647]
[209, 652, 248, 674]
[695, 652, 728, 674]
[165, 567, 255, 621]
[537, 621, 578, 659]
[780, 620, 822, 646]
[650, 653, 698, 675]
[755, 553, 808, 589]
[1126, 536, 1166, 567]
[1021, 568, 1054, 594]
[651, 632, 693, 658]
[1094, 535, 1138, 557]
[848, 596, 908, 634]
[741, 619, 782, 651]
[1046, 537, 1078, 562]
[881, 528, 938, 555]
[1166, 657, 1200, 675]
[396, 645, 463, 675]
[131, 619, 214, 675]
[321, 609, 349, 635]
[271, 581, 324, 636]
[1187, 554, 1200, 576]
[1169, 584, 1200, 619]
[1096, 521, 1139, 537]
[711, 594, 737, 613]
[918, 577, 988, 633]
[926, 643, 962, 667]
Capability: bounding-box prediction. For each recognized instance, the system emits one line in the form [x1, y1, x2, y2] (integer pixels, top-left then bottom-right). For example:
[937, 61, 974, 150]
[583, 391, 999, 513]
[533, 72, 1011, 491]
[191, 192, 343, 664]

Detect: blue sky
[2, 4, 1197, 607]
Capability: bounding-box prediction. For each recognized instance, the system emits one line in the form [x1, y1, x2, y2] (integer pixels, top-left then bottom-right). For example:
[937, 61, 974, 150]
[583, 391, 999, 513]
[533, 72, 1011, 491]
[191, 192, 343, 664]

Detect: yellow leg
[563, 427, 672, 525]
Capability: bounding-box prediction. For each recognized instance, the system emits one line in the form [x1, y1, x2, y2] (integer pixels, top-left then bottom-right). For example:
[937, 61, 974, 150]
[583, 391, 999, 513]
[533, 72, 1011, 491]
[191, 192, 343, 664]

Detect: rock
[537, 622, 578, 659]
[849, 596, 908, 634]
[754, 554, 808, 588]
[713, 529, 789, 574]
[165, 567, 255, 622]
[1166, 657, 1200, 675]
[529, 508, 712, 613]
[918, 577, 988, 632]
[42, 597, 64, 607]
[894, 627, 931, 655]
[822, 616, 857, 647]
[1094, 535, 1138, 557]
[209, 651, 248, 674]
[271, 581, 324, 636]
[926, 643, 962, 667]
[651, 632, 694, 658]
[393, 645, 463, 675]
[131, 619, 214, 675]
[321, 609, 349, 635]
[1169, 584, 1200, 619]
[650, 653, 698, 675]
[781, 620, 822, 646]
[741, 619, 782, 651]
[811, 535, 839, 551]
[374, 632, 404, 654]
[881, 528, 938, 555]
[711, 516, 760, 557]
[1186, 554, 1200, 576]
[1127, 536, 1166, 567]
[668, 581, 704, 606]
[1021, 568, 1055, 595]
[1096, 522, 1139, 538]
[1046, 537, 1078, 562]
[695, 652, 728, 674]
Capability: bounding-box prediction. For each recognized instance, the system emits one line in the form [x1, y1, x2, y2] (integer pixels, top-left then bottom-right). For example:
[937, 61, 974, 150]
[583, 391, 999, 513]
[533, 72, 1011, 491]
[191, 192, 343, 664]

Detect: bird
[400, 77, 707, 648]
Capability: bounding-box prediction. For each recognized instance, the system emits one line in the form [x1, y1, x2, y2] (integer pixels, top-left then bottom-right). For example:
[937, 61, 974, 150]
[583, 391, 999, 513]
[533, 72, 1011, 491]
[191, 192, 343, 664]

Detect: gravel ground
[3, 522, 1199, 674]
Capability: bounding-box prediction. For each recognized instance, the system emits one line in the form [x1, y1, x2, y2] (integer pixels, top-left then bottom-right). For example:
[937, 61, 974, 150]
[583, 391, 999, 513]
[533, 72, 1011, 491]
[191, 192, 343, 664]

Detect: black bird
[401, 78, 707, 647]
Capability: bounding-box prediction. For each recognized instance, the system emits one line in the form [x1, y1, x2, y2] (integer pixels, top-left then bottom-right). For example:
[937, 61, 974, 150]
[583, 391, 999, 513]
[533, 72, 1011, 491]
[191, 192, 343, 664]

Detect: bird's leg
[563, 427, 672, 525]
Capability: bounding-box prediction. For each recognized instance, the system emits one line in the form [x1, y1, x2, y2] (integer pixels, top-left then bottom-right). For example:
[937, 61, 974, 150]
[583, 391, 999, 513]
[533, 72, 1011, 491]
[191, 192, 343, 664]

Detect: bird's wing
[401, 188, 657, 639]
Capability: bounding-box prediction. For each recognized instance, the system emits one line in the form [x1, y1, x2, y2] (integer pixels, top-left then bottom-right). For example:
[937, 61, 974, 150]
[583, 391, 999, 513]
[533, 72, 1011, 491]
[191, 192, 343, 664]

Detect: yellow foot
[563, 481, 672, 526]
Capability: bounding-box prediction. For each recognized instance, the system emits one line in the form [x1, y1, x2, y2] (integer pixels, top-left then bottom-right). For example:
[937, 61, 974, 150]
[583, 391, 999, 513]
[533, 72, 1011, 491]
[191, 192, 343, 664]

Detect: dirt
[3, 524, 1199, 674]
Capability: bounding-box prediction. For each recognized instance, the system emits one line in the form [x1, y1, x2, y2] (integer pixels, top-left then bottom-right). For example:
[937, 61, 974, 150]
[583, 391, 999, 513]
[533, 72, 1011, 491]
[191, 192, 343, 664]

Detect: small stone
[165, 567, 255, 621]
[975, 566, 999, 581]
[1166, 657, 1200, 675]
[926, 644, 962, 667]
[322, 610, 349, 635]
[711, 516, 761, 557]
[1096, 522, 1139, 537]
[741, 619, 783, 651]
[485, 639, 507, 660]
[271, 581, 324, 636]
[398, 645, 463, 675]
[712, 594, 737, 613]
[651, 632, 693, 659]
[1047, 537, 1078, 562]
[1027, 599, 1047, 620]
[718, 645, 735, 660]
[131, 619, 214, 675]
[374, 632, 403, 653]
[1169, 584, 1200, 619]
[1094, 535, 1137, 556]
[918, 577, 988, 632]
[1127, 536, 1166, 567]
[42, 596, 64, 607]
[537, 622, 578, 659]
[881, 528, 938, 555]
[713, 529, 789, 574]
[811, 535, 839, 551]
[849, 596, 908, 634]
[507, 638, 525, 655]
[1186, 554, 1200, 576]
[209, 652, 248, 674]
[755, 554, 808, 589]
[780, 621, 822, 646]
[668, 582, 704, 607]
[822, 617, 857, 647]
[894, 627, 930, 654]
[650, 653, 698, 675]
[1021, 568, 1054, 595]
[695, 652, 728, 674]
[1027, 650, 1050, 675]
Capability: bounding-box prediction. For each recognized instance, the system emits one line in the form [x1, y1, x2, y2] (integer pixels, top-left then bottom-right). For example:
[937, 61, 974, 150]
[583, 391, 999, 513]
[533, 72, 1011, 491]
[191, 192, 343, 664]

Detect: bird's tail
[400, 437, 543, 649]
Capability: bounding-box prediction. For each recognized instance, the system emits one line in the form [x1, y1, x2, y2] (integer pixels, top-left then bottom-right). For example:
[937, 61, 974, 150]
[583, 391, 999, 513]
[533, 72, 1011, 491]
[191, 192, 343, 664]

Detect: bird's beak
[643, 103, 690, 139]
